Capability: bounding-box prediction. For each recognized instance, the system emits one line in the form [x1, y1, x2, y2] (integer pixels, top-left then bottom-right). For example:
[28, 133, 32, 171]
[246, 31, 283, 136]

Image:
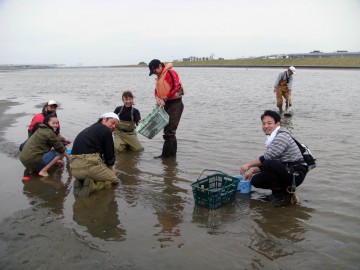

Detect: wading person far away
[239, 110, 308, 204]
[274, 66, 296, 114]
[148, 59, 184, 158]
[69, 112, 120, 198]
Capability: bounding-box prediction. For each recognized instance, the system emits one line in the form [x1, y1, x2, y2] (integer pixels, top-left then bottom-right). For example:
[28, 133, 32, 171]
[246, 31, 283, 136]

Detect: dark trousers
[160, 99, 184, 157]
[163, 98, 184, 140]
[252, 160, 307, 193]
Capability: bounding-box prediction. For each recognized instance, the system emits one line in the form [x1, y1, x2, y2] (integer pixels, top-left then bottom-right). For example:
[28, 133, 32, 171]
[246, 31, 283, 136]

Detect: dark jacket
[71, 122, 116, 166]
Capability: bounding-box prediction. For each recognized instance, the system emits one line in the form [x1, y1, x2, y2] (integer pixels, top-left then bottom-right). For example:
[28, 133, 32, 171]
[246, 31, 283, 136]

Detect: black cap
[148, 59, 161, 76]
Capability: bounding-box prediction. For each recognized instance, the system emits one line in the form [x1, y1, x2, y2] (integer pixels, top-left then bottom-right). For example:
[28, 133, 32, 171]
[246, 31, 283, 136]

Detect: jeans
[35, 150, 59, 171]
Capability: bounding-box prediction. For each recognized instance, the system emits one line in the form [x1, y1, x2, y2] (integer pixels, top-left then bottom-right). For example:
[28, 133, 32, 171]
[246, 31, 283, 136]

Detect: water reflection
[248, 199, 314, 259]
[22, 164, 70, 215]
[154, 158, 186, 248]
[280, 114, 294, 131]
[191, 203, 239, 235]
[115, 151, 142, 206]
[72, 188, 126, 241]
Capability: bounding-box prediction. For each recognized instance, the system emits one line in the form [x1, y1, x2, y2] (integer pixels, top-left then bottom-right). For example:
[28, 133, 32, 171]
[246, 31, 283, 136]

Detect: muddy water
[0, 67, 359, 269]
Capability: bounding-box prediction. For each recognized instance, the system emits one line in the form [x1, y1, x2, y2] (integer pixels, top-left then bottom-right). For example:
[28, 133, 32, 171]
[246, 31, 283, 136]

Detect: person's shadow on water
[72, 188, 126, 241]
[245, 198, 314, 260]
[22, 163, 71, 215]
[115, 151, 142, 206]
[153, 157, 187, 248]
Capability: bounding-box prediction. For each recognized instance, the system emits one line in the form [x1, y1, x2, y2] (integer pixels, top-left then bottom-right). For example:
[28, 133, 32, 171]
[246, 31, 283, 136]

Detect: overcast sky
[1, 0, 359, 66]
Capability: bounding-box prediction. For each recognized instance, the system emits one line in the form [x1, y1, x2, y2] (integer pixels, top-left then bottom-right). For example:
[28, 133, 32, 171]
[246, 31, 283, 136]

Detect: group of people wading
[19, 59, 184, 197]
[20, 62, 306, 204]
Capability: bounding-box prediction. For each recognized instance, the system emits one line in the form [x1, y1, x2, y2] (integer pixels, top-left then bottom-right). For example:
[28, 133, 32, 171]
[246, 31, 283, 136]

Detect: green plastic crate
[136, 106, 169, 139]
[191, 170, 240, 209]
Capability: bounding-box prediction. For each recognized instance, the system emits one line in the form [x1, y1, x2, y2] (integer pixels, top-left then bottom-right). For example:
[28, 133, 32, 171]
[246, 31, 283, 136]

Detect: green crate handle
[196, 169, 226, 181]
[196, 169, 237, 192]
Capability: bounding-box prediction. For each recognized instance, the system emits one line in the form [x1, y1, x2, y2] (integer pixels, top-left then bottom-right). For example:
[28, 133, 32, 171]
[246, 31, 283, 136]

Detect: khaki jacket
[20, 124, 66, 169]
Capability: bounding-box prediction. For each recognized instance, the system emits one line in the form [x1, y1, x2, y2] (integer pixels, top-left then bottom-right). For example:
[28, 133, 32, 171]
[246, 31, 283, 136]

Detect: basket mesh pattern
[136, 107, 169, 139]
[191, 173, 240, 209]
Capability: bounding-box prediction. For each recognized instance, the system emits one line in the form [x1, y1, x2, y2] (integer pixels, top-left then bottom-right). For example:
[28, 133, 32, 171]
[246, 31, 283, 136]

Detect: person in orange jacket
[148, 59, 184, 158]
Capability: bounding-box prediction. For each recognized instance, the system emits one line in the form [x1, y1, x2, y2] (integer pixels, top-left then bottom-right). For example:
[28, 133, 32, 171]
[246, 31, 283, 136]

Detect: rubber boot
[73, 179, 82, 196]
[271, 188, 284, 203]
[90, 181, 112, 193]
[78, 178, 95, 198]
[154, 139, 173, 158]
[78, 179, 112, 197]
[172, 138, 177, 156]
[260, 188, 284, 203]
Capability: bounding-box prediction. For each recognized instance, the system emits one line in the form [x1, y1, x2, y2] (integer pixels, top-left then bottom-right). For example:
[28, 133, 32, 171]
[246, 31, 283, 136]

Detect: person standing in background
[113, 91, 144, 152]
[274, 66, 296, 114]
[148, 59, 184, 158]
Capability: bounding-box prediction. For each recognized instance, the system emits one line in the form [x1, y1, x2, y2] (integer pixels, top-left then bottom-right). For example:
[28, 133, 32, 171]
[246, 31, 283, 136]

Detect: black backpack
[280, 131, 316, 171]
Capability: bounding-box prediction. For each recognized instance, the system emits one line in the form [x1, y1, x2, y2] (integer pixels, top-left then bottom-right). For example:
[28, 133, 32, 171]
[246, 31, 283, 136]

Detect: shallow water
[0, 67, 359, 269]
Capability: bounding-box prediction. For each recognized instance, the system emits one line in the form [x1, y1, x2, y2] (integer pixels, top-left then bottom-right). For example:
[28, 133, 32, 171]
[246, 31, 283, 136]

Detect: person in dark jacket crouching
[69, 112, 120, 197]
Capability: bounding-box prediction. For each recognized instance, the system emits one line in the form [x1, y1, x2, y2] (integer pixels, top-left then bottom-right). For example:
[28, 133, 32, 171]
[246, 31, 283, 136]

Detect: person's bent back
[69, 112, 120, 197]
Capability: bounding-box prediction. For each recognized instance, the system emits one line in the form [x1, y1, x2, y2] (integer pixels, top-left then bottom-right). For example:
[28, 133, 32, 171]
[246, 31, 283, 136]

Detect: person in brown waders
[273, 66, 296, 114]
[148, 59, 184, 158]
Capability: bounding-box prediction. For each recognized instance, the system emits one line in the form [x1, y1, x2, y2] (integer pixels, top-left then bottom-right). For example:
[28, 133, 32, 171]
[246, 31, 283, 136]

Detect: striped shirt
[262, 127, 303, 163]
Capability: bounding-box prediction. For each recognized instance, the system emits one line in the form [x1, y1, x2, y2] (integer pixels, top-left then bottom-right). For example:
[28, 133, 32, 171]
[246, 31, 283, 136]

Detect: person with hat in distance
[148, 59, 184, 158]
[69, 112, 120, 197]
[27, 100, 70, 143]
[20, 99, 71, 152]
[239, 110, 308, 204]
[20, 114, 71, 177]
[274, 66, 296, 114]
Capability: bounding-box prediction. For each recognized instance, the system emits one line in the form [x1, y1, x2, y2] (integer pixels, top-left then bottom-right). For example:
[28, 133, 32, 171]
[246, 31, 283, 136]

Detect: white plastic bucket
[234, 175, 252, 193]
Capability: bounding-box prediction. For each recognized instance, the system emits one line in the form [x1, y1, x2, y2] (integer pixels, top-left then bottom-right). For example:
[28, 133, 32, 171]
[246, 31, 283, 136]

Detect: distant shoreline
[1, 65, 360, 71]
[2, 59, 360, 71]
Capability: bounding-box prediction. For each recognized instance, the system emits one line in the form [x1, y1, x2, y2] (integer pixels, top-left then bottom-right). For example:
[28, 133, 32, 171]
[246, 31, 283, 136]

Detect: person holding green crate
[148, 59, 184, 158]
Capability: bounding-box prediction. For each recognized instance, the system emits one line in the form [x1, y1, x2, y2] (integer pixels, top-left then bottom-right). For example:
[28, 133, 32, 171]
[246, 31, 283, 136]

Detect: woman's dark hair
[122, 91, 134, 99]
[41, 114, 59, 134]
[261, 110, 281, 123]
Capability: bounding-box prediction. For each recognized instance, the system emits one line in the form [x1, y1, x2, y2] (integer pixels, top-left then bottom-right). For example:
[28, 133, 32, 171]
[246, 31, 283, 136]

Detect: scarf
[265, 126, 280, 147]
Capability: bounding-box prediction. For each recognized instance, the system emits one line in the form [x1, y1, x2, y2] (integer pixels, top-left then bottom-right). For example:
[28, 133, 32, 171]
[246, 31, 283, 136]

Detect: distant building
[288, 51, 360, 58]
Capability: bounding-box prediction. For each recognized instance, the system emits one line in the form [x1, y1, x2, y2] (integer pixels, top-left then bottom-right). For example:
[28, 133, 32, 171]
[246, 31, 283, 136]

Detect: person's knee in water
[239, 110, 307, 205]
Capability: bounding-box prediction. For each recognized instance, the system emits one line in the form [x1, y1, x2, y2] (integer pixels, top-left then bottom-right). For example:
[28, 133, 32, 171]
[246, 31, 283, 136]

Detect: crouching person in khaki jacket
[70, 112, 120, 197]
